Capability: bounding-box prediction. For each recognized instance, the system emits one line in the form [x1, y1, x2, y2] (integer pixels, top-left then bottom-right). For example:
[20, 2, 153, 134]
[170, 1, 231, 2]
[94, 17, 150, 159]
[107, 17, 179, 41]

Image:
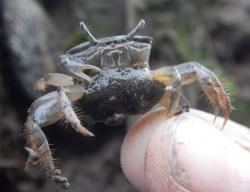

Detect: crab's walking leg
[57, 87, 94, 136]
[25, 87, 92, 189]
[151, 61, 232, 127]
[159, 68, 190, 116]
[33, 73, 74, 91]
[25, 92, 70, 189]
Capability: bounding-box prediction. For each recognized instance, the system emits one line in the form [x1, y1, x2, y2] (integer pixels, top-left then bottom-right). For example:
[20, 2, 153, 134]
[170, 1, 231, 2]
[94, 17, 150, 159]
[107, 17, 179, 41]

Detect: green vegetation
[174, 20, 238, 94]
[65, 32, 87, 50]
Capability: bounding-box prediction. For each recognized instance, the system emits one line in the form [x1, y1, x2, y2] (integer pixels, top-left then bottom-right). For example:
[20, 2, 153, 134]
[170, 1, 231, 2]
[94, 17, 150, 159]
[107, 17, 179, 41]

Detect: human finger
[121, 109, 250, 192]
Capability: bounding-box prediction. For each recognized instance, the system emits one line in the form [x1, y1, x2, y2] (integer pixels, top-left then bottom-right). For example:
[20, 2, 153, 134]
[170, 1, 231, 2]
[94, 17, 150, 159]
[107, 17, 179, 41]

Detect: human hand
[121, 108, 250, 192]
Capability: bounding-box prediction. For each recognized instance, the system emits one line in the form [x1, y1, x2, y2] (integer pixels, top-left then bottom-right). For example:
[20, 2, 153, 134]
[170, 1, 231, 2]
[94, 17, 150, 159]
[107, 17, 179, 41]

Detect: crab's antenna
[80, 21, 98, 44]
[126, 19, 145, 40]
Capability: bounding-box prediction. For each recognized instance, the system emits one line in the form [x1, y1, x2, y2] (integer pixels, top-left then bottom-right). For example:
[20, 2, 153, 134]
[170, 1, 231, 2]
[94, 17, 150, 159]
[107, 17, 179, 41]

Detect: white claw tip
[84, 130, 95, 137]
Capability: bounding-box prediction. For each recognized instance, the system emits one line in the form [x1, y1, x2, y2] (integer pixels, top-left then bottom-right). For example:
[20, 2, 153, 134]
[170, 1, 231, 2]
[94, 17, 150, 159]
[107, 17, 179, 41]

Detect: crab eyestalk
[126, 19, 145, 40]
[80, 21, 98, 44]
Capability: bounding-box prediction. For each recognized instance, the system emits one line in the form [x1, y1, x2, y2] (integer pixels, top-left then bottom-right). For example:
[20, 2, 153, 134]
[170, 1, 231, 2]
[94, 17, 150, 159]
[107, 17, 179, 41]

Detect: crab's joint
[57, 87, 94, 136]
[158, 68, 184, 116]
[80, 21, 98, 44]
[127, 19, 145, 40]
[151, 62, 232, 128]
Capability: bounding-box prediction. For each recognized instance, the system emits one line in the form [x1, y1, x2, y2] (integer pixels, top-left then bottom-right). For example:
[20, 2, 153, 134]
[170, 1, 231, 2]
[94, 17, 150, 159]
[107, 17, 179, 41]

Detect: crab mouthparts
[108, 50, 123, 65]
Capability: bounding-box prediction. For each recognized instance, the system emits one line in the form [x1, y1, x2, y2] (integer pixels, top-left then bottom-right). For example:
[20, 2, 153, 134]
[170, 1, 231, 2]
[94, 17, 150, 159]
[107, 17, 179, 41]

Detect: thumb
[121, 109, 250, 192]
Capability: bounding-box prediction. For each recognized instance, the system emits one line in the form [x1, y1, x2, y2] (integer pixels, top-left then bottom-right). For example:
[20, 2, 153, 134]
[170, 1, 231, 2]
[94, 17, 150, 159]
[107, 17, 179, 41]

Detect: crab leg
[25, 92, 70, 189]
[151, 61, 232, 128]
[25, 87, 91, 189]
[59, 54, 101, 82]
[57, 87, 94, 136]
[33, 73, 74, 91]
[159, 68, 189, 116]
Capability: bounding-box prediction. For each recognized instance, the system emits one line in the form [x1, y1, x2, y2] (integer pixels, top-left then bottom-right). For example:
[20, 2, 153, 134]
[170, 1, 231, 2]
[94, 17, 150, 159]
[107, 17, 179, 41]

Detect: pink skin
[121, 108, 250, 192]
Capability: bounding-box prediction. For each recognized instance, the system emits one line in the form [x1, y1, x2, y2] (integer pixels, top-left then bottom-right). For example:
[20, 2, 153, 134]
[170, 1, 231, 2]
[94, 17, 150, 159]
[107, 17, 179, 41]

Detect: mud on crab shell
[25, 19, 232, 189]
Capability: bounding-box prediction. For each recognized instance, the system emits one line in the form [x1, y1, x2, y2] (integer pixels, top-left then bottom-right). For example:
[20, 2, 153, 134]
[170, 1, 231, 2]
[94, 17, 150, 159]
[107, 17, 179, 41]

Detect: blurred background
[0, 0, 249, 191]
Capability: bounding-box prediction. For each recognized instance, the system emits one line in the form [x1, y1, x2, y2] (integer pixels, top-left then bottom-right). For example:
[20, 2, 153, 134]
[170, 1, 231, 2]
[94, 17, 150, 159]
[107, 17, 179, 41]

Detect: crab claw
[59, 54, 91, 82]
[57, 87, 95, 137]
[72, 122, 95, 137]
[59, 54, 101, 82]
[82, 64, 102, 74]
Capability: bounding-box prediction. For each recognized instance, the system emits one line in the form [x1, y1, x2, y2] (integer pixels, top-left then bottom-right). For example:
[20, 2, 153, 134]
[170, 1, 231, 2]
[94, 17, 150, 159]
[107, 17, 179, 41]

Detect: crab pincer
[57, 87, 94, 137]
[58, 54, 101, 82]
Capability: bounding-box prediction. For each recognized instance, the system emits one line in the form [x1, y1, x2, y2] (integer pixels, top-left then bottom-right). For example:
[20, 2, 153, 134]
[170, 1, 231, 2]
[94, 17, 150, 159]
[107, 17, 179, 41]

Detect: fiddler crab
[24, 19, 232, 189]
